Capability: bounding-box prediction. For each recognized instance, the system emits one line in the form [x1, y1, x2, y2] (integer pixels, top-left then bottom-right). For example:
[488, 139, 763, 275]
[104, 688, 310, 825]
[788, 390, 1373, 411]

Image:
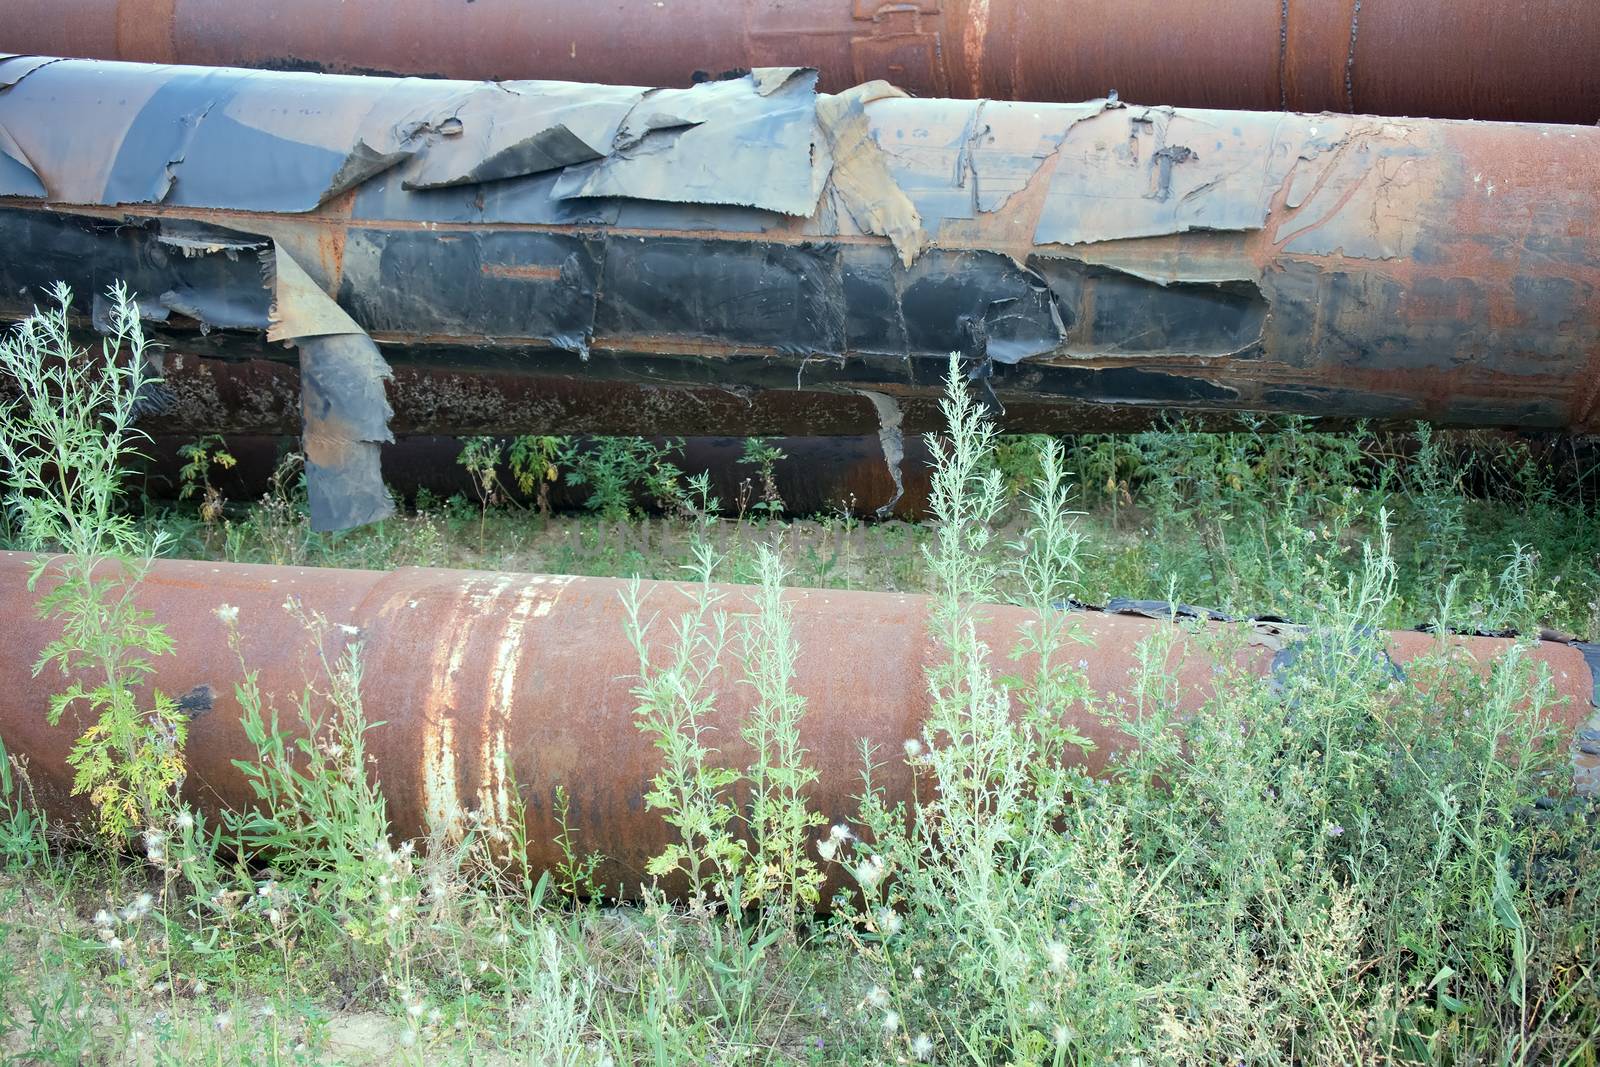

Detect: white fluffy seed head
[854, 854, 886, 888]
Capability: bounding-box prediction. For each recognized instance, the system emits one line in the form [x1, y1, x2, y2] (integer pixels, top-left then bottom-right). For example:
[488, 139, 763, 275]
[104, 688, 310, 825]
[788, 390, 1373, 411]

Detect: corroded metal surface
[1, 552, 1594, 893]
[2, 56, 1599, 531]
[1, 0, 1596, 124]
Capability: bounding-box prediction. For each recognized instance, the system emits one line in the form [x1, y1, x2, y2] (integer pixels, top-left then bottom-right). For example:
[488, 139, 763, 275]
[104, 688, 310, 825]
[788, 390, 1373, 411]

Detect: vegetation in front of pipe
[0, 301, 1595, 1063]
[150, 420, 1600, 644]
[809, 362, 1598, 1062]
[0, 285, 186, 839]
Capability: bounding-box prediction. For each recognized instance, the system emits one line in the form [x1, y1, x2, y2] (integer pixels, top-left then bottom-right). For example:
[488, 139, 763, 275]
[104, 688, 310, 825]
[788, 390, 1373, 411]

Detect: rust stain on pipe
[1, 552, 1594, 893]
[1, 0, 1596, 123]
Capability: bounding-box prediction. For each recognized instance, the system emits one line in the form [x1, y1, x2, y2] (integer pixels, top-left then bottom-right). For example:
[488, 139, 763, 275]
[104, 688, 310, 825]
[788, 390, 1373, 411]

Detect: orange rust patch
[114, 0, 177, 63]
[480, 262, 563, 281]
[933, 130, 1068, 263]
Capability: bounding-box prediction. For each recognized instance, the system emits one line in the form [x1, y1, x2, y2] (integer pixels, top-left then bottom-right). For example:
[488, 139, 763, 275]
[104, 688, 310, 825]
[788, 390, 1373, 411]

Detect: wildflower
[387, 905, 402, 923]
[426, 1007, 442, 1025]
[875, 907, 902, 937]
[175, 810, 194, 832]
[92, 909, 114, 928]
[399, 1028, 417, 1048]
[911, 966, 924, 982]
[260, 1004, 276, 1019]
[866, 986, 889, 1009]
[339, 624, 361, 637]
[214, 604, 239, 625]
[214, 1011, 233, 1032]
[107, 936, 124, 954]
[902, 737, 923, 759]
[817, 838, 839, 863]
[1045, 940, 1070, 972]
[193, 980, 208, 996]
[828, 824, 853, 842]
[266, 908, 282, 925]
[258, 880, 275, 897]
[881, 1010, 900, 1033]
[1053, 1023, 1074, 1046]
[912, 1034, 934, 1060]
[1325, 822, 1345, 838]
[854, 854, 886, 889]
[406, 999, 425, 1019]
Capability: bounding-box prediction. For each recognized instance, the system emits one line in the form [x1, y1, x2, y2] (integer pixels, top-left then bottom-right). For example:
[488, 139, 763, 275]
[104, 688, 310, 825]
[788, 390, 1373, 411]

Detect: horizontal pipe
[131, 347, 1264, 441]
[3, 57, 1600, 529]
[0, 0, 1596, 124]
[2, 552, 1596, 893]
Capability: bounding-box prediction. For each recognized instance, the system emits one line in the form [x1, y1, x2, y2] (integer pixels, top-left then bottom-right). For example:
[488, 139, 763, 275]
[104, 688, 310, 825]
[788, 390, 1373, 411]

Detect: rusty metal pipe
[4, 57, 1600, 531]
[2, 552, 1595, 893]
[1, 0, 1597, 124]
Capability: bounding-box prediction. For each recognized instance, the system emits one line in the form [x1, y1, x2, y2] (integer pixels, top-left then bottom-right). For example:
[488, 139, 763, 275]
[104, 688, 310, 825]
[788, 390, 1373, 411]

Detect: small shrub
[565, 437, 690, 520]
[176, 433, 237, 525]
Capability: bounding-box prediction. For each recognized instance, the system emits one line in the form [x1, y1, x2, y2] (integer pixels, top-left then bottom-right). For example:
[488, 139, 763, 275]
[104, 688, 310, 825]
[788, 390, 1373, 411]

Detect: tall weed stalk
[0, 283, 185, 838]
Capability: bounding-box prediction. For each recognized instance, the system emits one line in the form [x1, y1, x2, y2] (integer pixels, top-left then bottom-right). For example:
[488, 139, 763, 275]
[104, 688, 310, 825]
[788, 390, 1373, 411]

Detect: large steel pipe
[3, 57, 1600, 530]
[1, 552, 1595, 893]
[1, 0, 1597, 124]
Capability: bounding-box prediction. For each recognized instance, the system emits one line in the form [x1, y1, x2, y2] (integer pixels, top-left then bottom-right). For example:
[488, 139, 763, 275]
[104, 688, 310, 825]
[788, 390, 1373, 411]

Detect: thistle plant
[0, 283, 185, 838]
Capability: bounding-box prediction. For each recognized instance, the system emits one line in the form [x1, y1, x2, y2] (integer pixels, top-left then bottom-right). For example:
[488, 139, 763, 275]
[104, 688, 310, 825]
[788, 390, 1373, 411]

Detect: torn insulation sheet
[853, 389, 907, 518]
[1033, 107, 1321, 246]
[815, 81, 926, 266]
[266, 247, 396, 529]
[400, 80, 646, 190]
[549, 68, 822, 216]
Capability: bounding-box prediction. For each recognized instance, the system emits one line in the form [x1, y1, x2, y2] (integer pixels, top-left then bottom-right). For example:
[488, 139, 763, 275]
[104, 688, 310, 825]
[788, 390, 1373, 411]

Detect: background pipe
[1, 0, 1597, 124]
[1, 552, 1594, 894]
